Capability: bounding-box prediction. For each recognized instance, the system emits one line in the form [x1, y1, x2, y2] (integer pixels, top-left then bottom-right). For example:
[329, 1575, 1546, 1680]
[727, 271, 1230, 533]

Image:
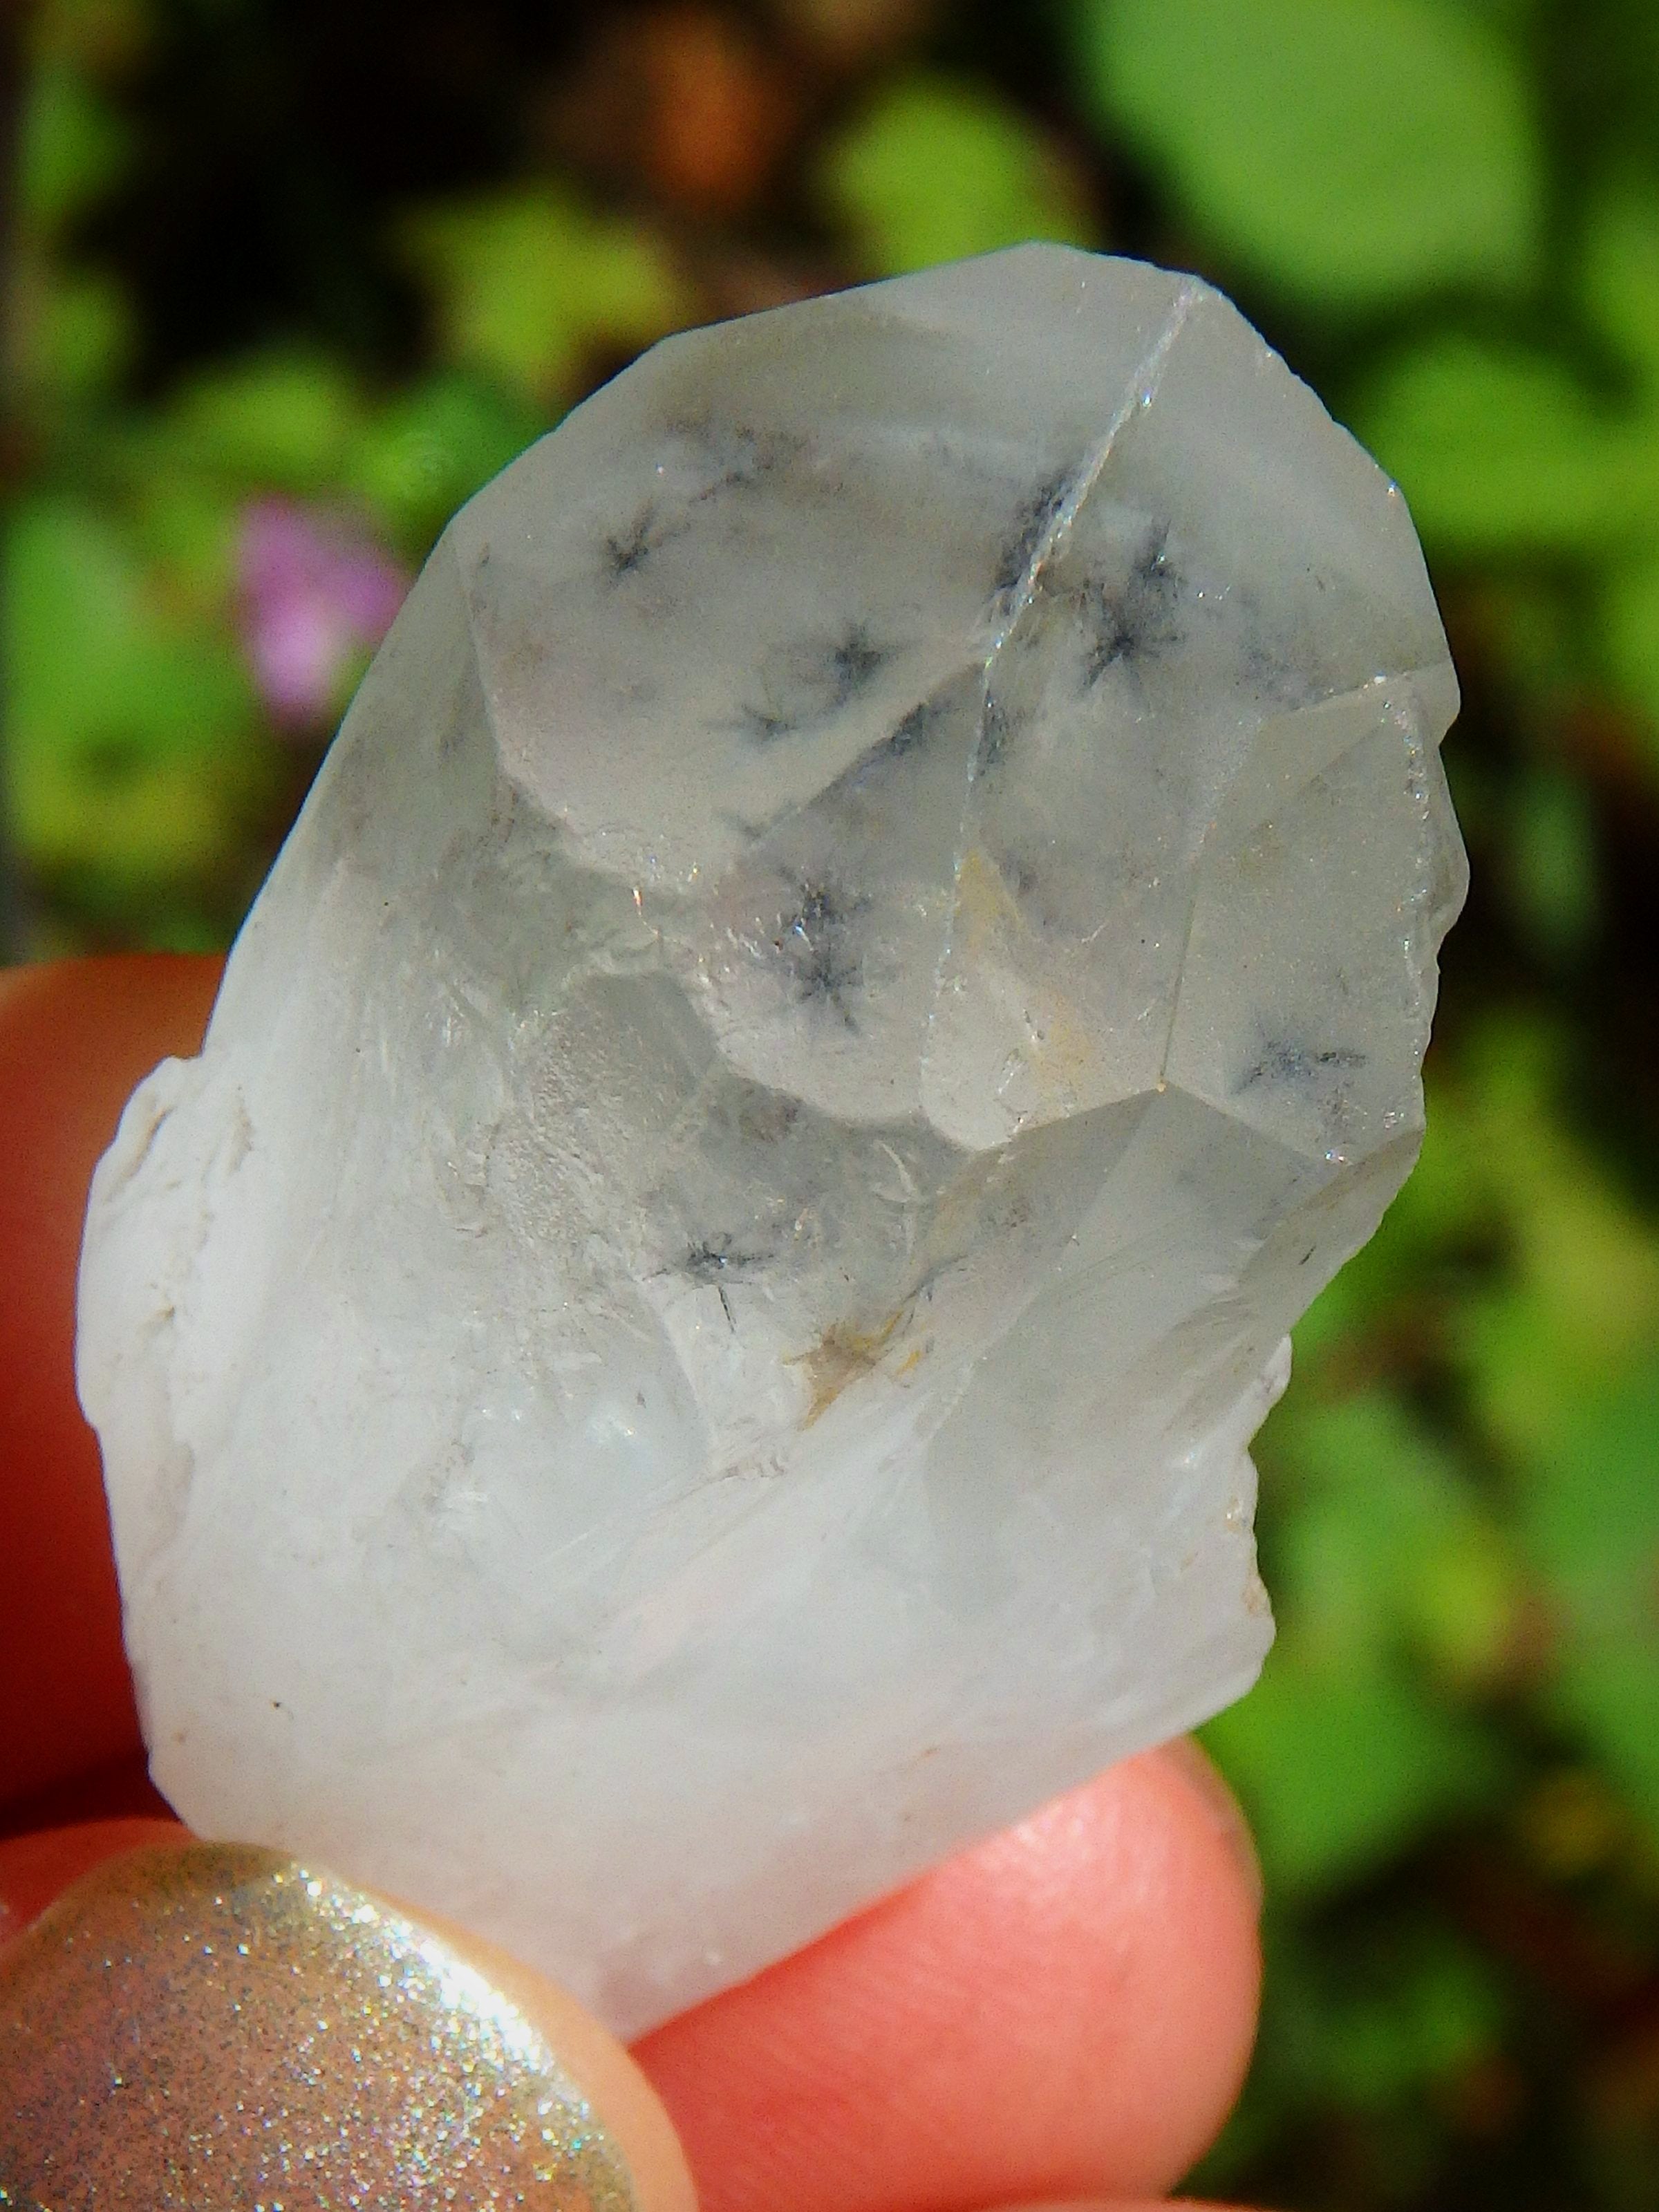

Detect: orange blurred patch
[546, 7, 798, 218]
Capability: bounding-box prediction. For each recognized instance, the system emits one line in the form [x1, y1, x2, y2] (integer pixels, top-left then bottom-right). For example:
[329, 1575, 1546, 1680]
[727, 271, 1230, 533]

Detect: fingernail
[1160, 1736, 1264, 1914]
[0, 1841, 648, 2207]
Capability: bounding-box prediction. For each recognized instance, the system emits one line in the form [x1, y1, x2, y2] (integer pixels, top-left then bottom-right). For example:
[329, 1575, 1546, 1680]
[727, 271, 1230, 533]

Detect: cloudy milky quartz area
[78, 246, 1465, 2035]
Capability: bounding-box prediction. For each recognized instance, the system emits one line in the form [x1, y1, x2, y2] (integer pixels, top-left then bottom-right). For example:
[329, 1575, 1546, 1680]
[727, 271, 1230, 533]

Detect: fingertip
[635, 1741, 1262, 2212]
[0, 1817, 187, 1951]
[0, 1834, 695, 2212]
[0, 955, 222, 1814]
[418, 1903, 699, 2212]
[980, 2200, 1248, 2211]
[1024, 1738, 1260, 2192]
[1152, 1736, 1263, 1915]
[926, 1741, 1262, 2198]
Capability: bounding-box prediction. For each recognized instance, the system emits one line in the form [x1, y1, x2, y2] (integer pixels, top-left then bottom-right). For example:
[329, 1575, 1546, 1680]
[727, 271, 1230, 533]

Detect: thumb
[1, 1821, 695, 2210]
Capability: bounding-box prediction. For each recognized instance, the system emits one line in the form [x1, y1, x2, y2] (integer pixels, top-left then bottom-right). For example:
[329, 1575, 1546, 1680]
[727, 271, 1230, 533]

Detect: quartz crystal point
[78, 245, 1465, 2035]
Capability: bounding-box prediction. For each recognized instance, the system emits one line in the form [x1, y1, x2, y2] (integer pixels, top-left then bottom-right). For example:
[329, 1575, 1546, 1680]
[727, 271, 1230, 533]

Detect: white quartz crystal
[78, 245, 1464, 2035]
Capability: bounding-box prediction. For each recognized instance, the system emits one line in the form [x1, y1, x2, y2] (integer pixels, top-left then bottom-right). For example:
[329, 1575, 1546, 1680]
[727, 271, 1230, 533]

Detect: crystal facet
[78, 246, 1465, 2035]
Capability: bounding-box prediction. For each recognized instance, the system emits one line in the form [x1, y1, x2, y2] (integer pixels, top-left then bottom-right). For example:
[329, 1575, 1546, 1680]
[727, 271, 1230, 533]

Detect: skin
[0, 955, 1266, 2212]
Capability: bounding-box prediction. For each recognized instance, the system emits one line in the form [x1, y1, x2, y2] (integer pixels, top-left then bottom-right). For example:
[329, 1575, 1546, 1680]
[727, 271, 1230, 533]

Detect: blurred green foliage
[6, 0, 1659, 2204]
[1076, 0, 1542, 306]
[398, 187, 688, 403]
[818, 74, 1092, 272]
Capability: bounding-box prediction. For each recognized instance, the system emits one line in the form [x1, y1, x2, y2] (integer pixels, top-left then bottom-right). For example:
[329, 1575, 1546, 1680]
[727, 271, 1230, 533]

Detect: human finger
[1, 959, 1263, 2209]
[0, 1816, 183, 1946]
[3, 1746, 1262, 2212]
[634, 1739, 1262, 2212]
[0, 1825, 695, 2211]
[0, 954, 221, 1815]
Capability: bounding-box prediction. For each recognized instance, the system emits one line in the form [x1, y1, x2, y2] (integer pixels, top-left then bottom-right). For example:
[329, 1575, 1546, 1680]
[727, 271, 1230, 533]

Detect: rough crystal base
[77, 245, 1465, 2034]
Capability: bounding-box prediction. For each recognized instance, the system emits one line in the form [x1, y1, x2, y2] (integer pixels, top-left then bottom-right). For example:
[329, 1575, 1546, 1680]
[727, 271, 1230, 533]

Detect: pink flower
[238, 498, 409, 731]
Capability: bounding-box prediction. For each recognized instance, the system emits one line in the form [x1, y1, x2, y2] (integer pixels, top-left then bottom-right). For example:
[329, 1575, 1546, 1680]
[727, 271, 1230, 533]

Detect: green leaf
[161, 353, 368, 494]
[5, 498, 260, 881]
[1267, 1394, 1525, 1689]
[126, 477, 243, 606]
[1316, 1931, 1503, 2108]
[1287, 1085, 1488, 1370]
[1519, 1364, 1659, 1839]
[1073, 0, 1541, 305]
[1582, 179, 1659, 395]
[1450, 1020, 1659, 1454]
[351, 374, 548, 552]
[32, 266, 132, 400]
[1206, 1658, 1500, 1891]
[17, 59, 133, 235]
[1212, 1391, 1516, 1888]
[1355, 335, 1656, 555]
[400, 189, 688, 404]
[817, 75, 1094, 276]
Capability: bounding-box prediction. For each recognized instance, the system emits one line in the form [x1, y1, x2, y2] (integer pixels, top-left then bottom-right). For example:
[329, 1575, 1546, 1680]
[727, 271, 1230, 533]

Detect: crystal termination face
[78, 246, 1465, 2036]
